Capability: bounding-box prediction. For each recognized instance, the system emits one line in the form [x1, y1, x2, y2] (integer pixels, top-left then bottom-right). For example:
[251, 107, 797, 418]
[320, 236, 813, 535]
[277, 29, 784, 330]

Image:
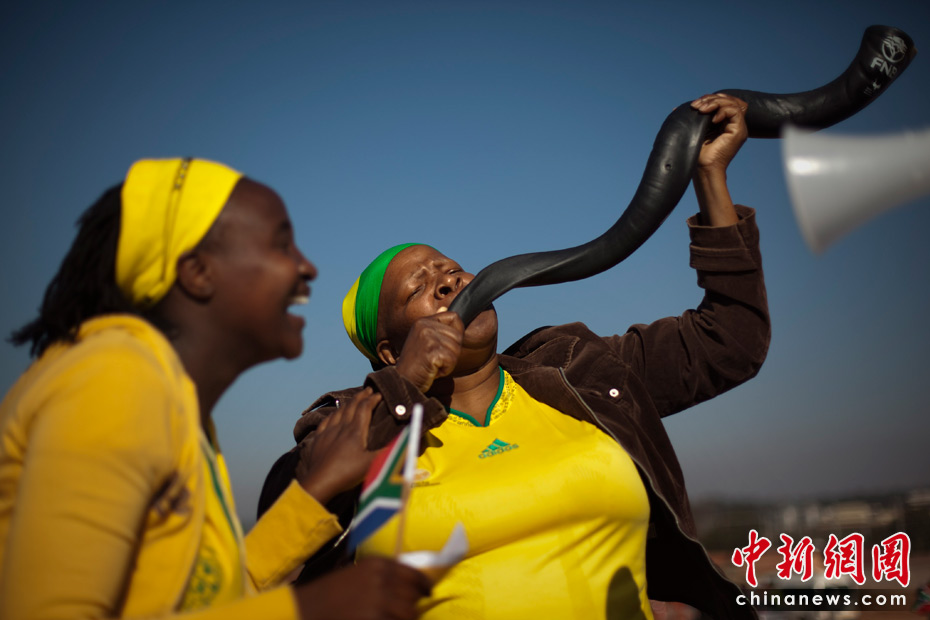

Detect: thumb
[356, 392, 379, 446]
[433, 309, 465, 333]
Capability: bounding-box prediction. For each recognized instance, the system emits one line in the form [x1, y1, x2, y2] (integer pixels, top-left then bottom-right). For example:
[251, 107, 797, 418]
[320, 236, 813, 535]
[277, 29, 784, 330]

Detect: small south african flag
[347, 424, 411, 552]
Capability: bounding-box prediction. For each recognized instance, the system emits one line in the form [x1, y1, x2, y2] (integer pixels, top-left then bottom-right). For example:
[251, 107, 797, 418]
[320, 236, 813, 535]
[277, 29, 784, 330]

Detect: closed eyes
[406, 285, 423, 302]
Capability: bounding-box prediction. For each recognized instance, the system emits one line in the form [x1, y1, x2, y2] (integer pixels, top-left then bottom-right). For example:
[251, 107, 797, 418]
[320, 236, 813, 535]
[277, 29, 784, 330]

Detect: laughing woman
[0, 159, 430, 620]
[262, 94, 768, 619]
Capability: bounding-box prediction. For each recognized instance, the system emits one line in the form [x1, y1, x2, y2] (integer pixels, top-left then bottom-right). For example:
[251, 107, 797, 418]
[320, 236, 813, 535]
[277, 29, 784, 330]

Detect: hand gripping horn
[448, 25, 916, 326]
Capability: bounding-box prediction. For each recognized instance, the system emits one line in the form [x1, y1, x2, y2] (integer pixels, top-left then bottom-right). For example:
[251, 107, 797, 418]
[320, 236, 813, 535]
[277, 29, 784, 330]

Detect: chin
[281, 337, 305, 360]
[463, 305, 498, 348]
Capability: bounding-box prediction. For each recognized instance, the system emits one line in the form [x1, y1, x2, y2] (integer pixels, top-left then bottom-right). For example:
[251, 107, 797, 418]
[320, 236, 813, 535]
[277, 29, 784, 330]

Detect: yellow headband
[116, 158, 242, 307]
[342, 278, 373, 361]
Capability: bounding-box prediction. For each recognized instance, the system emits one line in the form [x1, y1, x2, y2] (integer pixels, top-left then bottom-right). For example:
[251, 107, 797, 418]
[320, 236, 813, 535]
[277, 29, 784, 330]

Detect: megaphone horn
[783, 125, 930, 253]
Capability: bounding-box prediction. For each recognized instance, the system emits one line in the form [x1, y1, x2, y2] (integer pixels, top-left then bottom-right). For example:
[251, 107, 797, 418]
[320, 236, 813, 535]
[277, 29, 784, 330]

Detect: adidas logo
[479, 438, 519, 459]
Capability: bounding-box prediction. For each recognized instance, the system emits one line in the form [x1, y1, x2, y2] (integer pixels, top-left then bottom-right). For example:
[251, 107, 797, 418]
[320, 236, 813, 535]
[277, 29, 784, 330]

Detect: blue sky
[2, 1, 928, 525]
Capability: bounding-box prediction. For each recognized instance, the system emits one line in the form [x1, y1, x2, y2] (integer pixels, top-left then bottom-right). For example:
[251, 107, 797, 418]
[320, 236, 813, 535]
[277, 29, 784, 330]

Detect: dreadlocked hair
[9, 183, 138, 357]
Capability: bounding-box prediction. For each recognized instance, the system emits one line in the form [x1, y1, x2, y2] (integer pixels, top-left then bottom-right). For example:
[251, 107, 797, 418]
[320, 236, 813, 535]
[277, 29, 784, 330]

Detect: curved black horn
[449, 25, 916, 325]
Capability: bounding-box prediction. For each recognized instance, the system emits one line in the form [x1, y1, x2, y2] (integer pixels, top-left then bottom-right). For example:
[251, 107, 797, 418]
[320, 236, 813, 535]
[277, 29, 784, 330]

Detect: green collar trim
[448, 367, 504, 427]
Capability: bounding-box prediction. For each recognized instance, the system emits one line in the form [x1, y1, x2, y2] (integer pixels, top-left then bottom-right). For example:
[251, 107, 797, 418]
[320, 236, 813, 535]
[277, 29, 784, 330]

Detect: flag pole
[394, 403, 423, 558]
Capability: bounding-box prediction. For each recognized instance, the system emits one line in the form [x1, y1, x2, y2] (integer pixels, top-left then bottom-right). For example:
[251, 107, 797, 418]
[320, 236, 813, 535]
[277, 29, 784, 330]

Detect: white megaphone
[782, 125, 930, 253]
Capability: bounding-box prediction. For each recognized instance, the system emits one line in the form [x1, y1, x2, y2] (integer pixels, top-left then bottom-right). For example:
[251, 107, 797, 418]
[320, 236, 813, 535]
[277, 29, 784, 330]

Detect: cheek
[407, 297, 437, 319]
[386, 294, 430, 328]
[251, 252, 296, 283]
[382, 306, 422, 353]
[218, 254, 292, 305]
[398, 297, 443, 335]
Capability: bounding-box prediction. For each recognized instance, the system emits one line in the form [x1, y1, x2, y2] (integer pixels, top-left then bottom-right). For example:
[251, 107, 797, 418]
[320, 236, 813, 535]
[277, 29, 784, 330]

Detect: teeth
[290, 295, 309, 306]
[437, 306, 448, 313]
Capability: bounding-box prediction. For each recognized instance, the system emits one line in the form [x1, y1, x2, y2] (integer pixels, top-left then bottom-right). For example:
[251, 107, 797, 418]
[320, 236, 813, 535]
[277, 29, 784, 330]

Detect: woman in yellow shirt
[0, 158, 430, 620]
[263, 94, 766, 619]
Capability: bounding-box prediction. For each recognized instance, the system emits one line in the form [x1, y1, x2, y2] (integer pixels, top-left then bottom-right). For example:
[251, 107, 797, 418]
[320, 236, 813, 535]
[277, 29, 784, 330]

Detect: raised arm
[608, 94, 770, 416]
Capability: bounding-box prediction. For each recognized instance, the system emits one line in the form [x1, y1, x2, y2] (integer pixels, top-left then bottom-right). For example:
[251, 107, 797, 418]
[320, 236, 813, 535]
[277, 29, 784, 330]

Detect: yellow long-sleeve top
[0, 315, 341, 620]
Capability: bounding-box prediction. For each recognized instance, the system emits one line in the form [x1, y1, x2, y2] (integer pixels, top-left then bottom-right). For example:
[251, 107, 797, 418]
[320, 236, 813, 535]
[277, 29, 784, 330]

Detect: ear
[174, 250, 215, 301]
[376, 338, 398, 366]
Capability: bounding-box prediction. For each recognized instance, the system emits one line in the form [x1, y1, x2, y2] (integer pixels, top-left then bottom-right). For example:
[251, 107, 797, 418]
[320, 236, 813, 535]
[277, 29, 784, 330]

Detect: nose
[295, 247, 318, 281]
[435, 270, 466, 299]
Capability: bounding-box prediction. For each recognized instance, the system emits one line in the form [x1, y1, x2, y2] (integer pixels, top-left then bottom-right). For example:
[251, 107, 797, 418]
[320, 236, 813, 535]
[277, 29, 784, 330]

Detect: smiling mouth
[288, 285, 311, 311]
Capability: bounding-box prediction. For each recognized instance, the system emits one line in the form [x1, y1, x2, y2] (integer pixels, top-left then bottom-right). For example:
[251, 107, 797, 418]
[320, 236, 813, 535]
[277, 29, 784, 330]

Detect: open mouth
[288, 287, 311, 316]
[287, 293, 309, 330]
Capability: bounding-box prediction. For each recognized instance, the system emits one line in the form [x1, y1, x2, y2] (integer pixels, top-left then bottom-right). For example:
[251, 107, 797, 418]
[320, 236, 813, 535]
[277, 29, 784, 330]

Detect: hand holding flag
[348, 404, 424, 552]
[347, 403, 469, 578]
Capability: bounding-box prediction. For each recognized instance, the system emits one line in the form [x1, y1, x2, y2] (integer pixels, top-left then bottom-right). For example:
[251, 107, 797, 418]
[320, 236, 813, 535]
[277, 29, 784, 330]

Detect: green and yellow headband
[343, 242, 425, 362]
[117, 157, 242, 307]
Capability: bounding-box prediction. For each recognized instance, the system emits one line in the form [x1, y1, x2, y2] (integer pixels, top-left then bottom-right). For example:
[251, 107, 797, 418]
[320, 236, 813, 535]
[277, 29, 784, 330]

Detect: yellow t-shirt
[358, 369, 655, 620]
[179, 429, 247, 611]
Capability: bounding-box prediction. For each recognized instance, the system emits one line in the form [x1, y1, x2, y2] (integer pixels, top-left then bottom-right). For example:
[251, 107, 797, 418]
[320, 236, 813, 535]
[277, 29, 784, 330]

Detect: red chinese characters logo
[732, 529, 772, 587]
[872, 532, 911, 587]
[823, 532, 866, 585]
[731, 530, 911, 588]
[731, 530, 913, 589]
[776, 533, 816, 582]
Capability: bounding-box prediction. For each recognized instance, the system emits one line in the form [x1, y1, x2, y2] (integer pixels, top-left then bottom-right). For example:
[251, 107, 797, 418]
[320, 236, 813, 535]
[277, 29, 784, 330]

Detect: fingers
[357, 556, 433, 599]
[353, 557, 432, 619]
[423, 312, 465, 357]
[414, 311, 465, 355]
[395, 312, 465, 391]
[318, 387, 379, 438]
[343, 388, 380, 446]
[316, 402, 346, 432]
[691, 92, 748, 114]
[418, 316, 462, 379]
[316, 414, 333, 432]
[398, 562, 434, 597]
[691, 93, 749, 171]
[691, 94, 746, 124]
[342, 387, 376, 420]
[432, 308, 465, 331]
[293, 557, 430, 620]
[715, 100, 747, 126]
[296, 388, 382, 502]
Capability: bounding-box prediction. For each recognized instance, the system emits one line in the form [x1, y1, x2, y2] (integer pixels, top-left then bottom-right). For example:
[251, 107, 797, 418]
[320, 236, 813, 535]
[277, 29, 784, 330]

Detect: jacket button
[608, 388, 620, 398]
[395, 405, 407, 416]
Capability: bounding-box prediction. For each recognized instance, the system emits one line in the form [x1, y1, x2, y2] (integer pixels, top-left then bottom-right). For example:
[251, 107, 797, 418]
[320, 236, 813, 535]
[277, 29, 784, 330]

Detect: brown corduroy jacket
[260, 206, 769, 619]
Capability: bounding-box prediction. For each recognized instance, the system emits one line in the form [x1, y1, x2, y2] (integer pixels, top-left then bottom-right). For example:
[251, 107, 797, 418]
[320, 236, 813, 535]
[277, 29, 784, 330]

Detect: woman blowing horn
[262, 93, 768, 619]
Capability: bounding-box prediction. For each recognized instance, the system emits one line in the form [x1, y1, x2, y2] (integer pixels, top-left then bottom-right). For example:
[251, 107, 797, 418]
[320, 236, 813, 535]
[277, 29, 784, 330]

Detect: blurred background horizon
[1, 1, 928, 527]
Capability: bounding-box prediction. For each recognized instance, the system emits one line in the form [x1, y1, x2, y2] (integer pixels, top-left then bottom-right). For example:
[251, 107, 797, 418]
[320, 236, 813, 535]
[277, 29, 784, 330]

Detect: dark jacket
[260, 206, 769, 619]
